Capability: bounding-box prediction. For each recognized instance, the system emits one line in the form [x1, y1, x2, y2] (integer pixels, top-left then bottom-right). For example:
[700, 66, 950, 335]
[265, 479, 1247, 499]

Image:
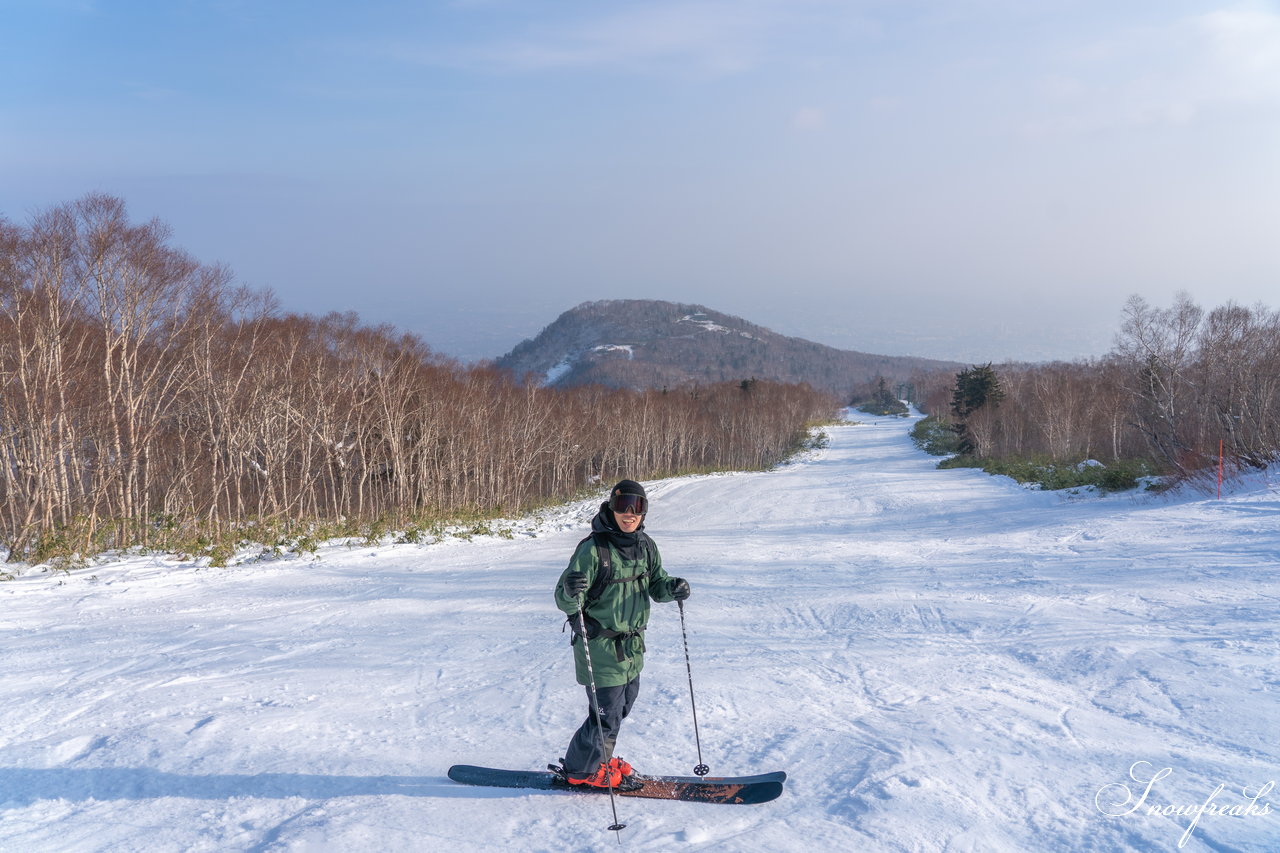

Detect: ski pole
[677, 599, 710, 776]
[575, 603, 626, 842]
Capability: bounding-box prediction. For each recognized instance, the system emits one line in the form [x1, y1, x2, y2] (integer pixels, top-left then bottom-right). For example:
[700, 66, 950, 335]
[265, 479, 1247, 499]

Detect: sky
[3, 0, 1279, 364]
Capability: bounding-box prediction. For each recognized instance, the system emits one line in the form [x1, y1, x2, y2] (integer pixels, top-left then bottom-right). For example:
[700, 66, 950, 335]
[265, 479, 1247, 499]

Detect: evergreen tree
[873, 377, 895, 409]
[855, 376, 908, 416]
[950, 364, 1004, 454]
[951, 364, 1004, 419]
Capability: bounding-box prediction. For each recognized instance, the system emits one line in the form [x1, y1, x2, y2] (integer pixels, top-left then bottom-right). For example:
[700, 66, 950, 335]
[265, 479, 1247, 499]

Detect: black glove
[671, 578, 691, 601]
[562, 571, 589, 598]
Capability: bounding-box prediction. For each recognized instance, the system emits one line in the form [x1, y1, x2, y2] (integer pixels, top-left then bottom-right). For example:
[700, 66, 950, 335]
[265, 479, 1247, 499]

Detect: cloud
[1025, 2, 1280, 136]
[367, 2, 761, 74]
[791, 107, 828, 132]
[1194, 4, 1280, 100]
[481, 3, 766, 73]
[376, 0, 871, 76]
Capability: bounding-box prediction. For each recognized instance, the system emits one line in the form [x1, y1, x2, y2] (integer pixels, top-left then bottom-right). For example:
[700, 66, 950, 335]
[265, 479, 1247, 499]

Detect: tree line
[0, 194, 837, 563]
[909, 293, 1280, 483]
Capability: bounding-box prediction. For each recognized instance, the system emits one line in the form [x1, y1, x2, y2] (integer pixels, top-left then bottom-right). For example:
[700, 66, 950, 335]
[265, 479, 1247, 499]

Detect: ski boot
[608, 757, 636, 779]
[553, 759, 642, 792]
[565, 762, 623, 789]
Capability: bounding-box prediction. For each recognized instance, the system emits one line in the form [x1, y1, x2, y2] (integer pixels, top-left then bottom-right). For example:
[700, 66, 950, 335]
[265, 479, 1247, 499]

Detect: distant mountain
[494, 300, 960, 399]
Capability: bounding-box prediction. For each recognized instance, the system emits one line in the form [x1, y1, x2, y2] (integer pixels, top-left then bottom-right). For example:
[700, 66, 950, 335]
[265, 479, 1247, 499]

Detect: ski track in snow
[2, 412, 1277, 852]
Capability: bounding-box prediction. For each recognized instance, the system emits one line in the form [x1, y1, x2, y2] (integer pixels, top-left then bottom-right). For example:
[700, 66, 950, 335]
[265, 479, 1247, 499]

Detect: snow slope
[2, 412, 1277, 852]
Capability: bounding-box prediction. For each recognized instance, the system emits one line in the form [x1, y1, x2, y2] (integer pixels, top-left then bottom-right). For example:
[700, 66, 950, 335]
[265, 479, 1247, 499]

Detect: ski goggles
[609, 493, 648, 516]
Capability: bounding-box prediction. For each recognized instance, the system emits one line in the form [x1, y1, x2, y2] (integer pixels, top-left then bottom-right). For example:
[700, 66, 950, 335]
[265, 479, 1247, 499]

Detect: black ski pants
[562, 675, 640, 776]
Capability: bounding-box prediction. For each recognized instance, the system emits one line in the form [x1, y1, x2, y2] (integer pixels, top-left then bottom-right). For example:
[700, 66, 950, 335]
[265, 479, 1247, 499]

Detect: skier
[554, 479, 691, 789]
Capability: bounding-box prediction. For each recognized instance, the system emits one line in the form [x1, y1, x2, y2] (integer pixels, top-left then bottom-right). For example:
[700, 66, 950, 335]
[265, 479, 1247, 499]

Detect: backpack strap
[564, 532, 654, 660]
[590, 532, 654, 595]
[586, 532, 613, 603]
[563, 533, 613, 641]
[596, 627, 646, 661]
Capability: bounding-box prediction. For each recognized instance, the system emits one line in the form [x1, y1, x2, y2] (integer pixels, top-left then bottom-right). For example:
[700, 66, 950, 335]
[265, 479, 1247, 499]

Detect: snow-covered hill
[1, 413, 1276, 852]
[493, 299, 956, 394]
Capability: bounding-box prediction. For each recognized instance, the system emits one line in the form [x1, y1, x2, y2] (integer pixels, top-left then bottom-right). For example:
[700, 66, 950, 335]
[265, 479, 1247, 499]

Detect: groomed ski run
[1, 411, 1277, 851]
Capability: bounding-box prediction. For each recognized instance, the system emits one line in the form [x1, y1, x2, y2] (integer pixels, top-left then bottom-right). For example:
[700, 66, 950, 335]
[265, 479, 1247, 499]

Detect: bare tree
[1113, 293, 1204, 470]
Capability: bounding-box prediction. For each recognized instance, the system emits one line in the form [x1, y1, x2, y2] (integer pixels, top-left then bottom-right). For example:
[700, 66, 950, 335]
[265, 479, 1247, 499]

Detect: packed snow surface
[591, 344, 635, 357]
[543, 357, 574, 385]
[678, 314, 755, 340]
[2, 412, 1277, 852]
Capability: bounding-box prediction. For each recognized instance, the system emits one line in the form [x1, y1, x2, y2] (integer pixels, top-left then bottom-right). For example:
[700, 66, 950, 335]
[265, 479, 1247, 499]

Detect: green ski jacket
[554, 532, 681, 687]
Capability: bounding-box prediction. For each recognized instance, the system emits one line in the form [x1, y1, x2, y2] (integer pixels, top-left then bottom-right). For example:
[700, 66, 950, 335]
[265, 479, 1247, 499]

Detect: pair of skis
[450, 600, 784, 841]
[446, 764, 785, 806]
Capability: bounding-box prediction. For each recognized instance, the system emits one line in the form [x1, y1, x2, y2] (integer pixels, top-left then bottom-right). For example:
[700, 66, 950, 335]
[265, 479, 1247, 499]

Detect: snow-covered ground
[2, 412, 1277, 852]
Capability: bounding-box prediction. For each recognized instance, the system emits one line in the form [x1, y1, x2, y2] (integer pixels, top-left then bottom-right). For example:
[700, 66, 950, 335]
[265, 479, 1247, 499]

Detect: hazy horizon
[5, 1, 1278, 365]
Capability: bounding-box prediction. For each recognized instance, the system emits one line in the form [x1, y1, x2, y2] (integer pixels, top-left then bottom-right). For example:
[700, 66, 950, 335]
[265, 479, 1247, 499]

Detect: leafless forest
[7, 194, 1274, 564]
[0, 195, 836, 563]
[911, 293, 1280, 475]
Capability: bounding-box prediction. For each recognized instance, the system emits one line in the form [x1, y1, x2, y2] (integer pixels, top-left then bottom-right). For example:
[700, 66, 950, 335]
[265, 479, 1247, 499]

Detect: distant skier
[553, 479, 691, 788]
